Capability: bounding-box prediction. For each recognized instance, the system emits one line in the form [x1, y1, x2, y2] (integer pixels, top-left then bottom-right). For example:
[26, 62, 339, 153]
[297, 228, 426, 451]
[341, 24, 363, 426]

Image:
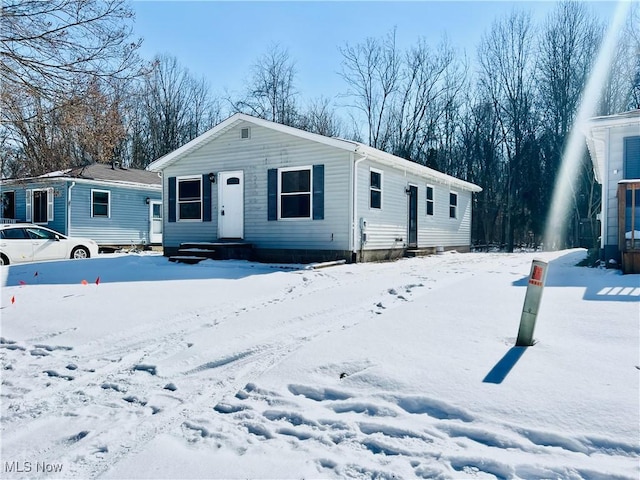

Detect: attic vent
[241, 127, 250, 139]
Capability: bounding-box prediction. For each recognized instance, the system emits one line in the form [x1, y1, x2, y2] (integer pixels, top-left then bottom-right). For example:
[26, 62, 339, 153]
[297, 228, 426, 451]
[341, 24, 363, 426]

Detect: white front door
[218, 171, 244, 239]
[149, 201, 162, 244]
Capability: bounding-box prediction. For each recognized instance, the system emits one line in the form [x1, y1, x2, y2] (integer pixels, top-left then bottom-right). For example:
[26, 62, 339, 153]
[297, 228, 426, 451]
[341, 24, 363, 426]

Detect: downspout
[67, 181, 75, 236]
[351, 151, 368, 262]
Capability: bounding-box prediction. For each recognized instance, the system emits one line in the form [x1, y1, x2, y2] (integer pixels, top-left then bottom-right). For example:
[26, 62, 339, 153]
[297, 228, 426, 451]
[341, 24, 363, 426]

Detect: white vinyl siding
[161, 121, 352, 250]
[357, 160, 472, 251]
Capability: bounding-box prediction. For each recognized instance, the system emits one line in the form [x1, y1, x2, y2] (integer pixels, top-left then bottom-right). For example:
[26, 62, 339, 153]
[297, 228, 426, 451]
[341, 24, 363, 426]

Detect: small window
[279, 167, 312, 219]
[2, 191, 15, 219]
[370, 169, 382, 209]
[449, 192, 458, 219]
[177, 177, 202, 220]
[426, 185, 434, 216]
[227, 177, 241, 185]
[241, 127, 250, 139]
[91, 189, 110, 218]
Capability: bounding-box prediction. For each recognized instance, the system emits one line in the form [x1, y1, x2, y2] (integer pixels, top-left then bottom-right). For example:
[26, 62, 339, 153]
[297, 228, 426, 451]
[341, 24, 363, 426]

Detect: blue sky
[130, 1, 618, 105]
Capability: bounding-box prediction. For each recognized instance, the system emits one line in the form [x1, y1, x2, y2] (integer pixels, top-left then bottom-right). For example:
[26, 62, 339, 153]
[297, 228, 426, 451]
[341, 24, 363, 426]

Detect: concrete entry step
[168, 256, 207, 264]
[404, 247, 437, 258]
[177, 241, 253, 261]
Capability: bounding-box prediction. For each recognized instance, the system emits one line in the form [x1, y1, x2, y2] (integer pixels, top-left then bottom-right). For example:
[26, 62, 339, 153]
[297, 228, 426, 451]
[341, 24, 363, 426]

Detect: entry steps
[168, 241, 253, 264]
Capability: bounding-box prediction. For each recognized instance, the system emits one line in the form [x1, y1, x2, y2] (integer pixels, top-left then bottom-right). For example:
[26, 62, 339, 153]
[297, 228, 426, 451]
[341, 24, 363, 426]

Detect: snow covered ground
[0, 249, 638, 479]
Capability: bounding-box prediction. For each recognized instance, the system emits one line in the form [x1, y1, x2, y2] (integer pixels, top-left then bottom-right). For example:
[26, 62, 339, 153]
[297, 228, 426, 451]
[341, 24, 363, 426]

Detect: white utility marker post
[516, 259, 549, 347]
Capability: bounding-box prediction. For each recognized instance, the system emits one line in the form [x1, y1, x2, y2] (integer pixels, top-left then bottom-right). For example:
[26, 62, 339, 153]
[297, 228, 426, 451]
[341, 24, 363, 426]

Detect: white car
[0, 224, 99, 265]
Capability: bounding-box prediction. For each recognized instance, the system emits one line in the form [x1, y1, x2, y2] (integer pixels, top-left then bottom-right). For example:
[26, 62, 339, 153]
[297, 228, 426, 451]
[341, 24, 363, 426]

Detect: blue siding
[1, 181, 68, 234]
[68, 182, 162, 245]
[1, 179, 161, 245]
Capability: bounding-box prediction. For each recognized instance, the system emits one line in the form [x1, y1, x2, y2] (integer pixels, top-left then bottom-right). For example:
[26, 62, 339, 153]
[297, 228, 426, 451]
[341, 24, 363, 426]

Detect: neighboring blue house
[0, 163, 162, 248]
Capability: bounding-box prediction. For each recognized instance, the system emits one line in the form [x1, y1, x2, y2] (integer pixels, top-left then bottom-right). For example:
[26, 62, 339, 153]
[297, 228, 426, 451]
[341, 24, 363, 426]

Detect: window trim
[2, 191, 16, 219]
[30, 188, 53, 224]
[624, 136, 640, 180]
[369, 168, 383, 210]
[426, 184, 434, 216]
[278, 166, 313, 220]
[91, 189, 111, 218]
[449, 191, 458, 219]
[176, 175, 203, 222]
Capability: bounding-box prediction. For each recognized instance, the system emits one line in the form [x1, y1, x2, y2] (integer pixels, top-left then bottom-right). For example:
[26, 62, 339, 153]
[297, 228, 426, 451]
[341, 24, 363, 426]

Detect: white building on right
[585, 109, 640, 274]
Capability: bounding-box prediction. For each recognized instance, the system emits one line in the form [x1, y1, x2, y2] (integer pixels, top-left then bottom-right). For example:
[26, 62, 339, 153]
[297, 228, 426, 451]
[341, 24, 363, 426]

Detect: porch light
[208, 172, 216, 183]
[145, 197, 150, 204]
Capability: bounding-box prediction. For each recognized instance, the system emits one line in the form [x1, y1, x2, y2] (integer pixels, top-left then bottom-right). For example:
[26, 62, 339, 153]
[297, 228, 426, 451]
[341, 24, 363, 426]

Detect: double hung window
[178, 177, 202, 220]
[426, 186, 434, 216]
[279, 167, 312, 219]
[370, 169, 382, 209]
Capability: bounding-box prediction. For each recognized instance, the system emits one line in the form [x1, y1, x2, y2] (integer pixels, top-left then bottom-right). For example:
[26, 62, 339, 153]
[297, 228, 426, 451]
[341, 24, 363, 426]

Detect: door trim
[407, 184, 418, 248]
[149, 200, 162, 244]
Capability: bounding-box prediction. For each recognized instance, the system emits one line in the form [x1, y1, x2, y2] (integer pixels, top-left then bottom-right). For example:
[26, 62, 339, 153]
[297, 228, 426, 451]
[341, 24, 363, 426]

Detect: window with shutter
[624, 136, 640, 179]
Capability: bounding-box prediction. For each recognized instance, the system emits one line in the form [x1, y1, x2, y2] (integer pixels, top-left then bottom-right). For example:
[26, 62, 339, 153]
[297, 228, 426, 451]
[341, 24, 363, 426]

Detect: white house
[147, 113, 482, 263]
[585, 109, 640, 273]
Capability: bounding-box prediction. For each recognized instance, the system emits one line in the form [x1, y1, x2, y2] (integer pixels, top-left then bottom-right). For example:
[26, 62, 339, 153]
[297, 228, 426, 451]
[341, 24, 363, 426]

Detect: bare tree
[478, 10, 538, 251]
[537, 1, 603, 248]
[391, 37, 467, 169]
[1, 78, 127, 176]
[339, 30, 400, 150]
[297, 97, 344, 137]
[0, 0, 142, 100]
[127, 55, 220, 168]
[458, 93, 504, 246]
[600, 3, 640, 113]
[231, 44, 298, 126]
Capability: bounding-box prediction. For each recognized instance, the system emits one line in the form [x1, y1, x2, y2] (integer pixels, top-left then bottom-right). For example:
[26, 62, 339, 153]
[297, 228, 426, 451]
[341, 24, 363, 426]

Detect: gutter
[67, 181, 75, 235]
[351, 151, 368, 261]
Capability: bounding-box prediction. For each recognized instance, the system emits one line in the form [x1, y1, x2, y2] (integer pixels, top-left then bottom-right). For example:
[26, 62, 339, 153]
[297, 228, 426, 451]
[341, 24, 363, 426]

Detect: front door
[218, 171, 244, 239]
[408, 185, 418, 248]
[149, 201, 162, 244]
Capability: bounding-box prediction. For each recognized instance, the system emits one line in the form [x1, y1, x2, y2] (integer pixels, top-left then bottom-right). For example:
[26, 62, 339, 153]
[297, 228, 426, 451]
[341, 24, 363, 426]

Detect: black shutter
[202, 174, 212, 221]
[267, 168, 277, 221]
[624, 137, 640, 179]
[168, 176, 176, 222]
[313, 164, 324, 220]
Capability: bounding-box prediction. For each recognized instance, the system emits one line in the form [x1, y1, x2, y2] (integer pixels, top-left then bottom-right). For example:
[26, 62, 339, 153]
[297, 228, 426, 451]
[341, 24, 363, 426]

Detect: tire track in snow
[1, 257, 474, 478]
[1, 266, 414, 477]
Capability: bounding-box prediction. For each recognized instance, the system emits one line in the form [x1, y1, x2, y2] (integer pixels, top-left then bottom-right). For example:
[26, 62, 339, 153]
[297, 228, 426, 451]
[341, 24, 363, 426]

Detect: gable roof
[2, 163, 161, 188]
[585, 109, 640, 183]
[147, 113, 482, 193]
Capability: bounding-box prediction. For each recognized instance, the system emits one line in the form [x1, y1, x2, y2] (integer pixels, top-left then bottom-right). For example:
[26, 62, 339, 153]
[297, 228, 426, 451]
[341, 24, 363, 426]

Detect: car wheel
[71, 246, 90, 259]
[0, 254, 8, 266]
